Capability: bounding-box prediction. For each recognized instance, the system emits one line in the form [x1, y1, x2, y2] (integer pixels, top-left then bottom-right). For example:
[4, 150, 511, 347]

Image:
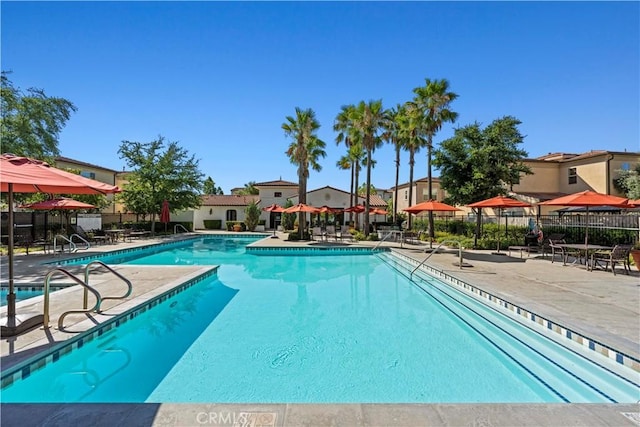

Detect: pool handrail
[372, 230, 401, 251]
[174, 224, 189, 234]
[69, 233, 91, 251]
[410, 239, 464, 281]
[53, 234, 77, 254]
[42, 267, 101, 329]
[84, 261, 132, 311]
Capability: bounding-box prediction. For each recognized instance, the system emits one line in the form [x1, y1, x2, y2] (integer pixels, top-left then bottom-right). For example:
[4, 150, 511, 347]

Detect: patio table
[557, 243, 612, 267]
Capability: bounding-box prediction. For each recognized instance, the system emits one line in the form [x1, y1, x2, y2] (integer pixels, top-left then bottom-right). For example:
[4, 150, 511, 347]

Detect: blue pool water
[2, 237, 638, 403]
[1, 289, 46, 306]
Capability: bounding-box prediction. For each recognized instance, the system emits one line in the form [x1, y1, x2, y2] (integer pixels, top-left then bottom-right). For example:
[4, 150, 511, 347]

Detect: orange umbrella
[262, 204, 285, 237]
[0, 154, 120, 337]
[468, 196, 531, 254]
[538, 190, 629, 246]
[262, 203, 285, 213]
[344, 204, 365, 213]
[627, 199, 640, 207]
[20, 197, 95, 210]
[404, 200, 459, 214]
[317, 205, 341, 213]
[283, 203, 319, 214]
[369, 208, 388, 215]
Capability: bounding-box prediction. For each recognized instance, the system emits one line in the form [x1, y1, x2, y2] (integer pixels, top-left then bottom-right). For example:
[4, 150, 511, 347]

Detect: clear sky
[2, 1, 638, 194]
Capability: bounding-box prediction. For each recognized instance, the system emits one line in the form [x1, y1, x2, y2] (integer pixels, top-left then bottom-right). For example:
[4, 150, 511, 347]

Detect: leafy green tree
[614, 164, 640, 199]
[117, 136, 203, 234]
[434, 116, 532, 246]
[281, 199, 296, 230]
[203, 176, 223, 195]
[0, 71, 77, 160]
[244, 200, 261, 231]
[412, 78, 458, 241]
[238, 181, 259, 195]
[283, 107, 326, 239]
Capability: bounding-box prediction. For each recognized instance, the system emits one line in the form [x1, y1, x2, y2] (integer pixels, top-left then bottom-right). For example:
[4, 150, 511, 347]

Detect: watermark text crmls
[195, 411, 278, 427]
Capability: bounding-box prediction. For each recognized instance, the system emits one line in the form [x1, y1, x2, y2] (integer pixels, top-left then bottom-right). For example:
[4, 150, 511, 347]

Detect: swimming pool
[2, 237, 638, 403]
[0, 287, 66, 306]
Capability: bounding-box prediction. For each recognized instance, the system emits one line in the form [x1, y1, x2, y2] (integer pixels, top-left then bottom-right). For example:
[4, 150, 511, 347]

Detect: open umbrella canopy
[283, 203, 319, 214]
[1, 154, 121, 195]
[404, 200, 460, 214]
[369, 208, 388, 215]
[1, 154, 120, 337]
[262, 203, 285, 213]
[20, 197, 95, 210]
[538, 190, 630, 247]
[344, 204, 366, 213]
[467, 195, 531, 209]
[538, 190, 629, 208]
[317, 205, 342, 214]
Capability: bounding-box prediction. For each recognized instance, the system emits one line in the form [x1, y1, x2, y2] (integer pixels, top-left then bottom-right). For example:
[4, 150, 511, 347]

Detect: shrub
[203, 220, 222, 230]
[244, 201, 261, 231]
[287, 231, 311, 241]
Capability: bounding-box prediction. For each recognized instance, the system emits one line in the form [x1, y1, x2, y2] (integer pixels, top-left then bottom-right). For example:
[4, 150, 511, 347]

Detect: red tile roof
[255, 179, 298, 187]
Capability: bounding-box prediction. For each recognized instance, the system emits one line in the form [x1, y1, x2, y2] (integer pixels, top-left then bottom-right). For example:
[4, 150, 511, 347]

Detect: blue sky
[2, 1, 638, 194]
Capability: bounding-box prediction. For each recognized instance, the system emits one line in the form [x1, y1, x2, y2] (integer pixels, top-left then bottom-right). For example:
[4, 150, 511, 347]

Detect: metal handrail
[42, 267, 101, 329]
[410, 239, 464, 281]
[69, 233, 91, 251]
[372, 230, 401, 251]
[84, 261, 132, 311]
[53, 234, 77, 254]
[174, 224, 189, 234]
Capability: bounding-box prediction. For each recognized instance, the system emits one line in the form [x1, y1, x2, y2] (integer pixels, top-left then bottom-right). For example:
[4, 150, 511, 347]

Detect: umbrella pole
[7, 184, 15, 317]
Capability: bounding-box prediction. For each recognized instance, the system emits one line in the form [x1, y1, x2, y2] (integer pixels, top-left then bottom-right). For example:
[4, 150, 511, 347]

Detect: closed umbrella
[262, 203, 285, 237]
[160, 200, 170, 233]
[468, 196, 531, 254]
[0, 154, 120, 337]
[538, 191, 629, 247]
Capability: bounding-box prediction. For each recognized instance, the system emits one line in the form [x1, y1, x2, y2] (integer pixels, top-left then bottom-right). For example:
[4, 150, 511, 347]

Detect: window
[81, 171, 96, 179]
[274, 192, 282, 197]
[404, 190, 408, 200]
[226, 210, 237, 221]
[568, 168, 577, 185]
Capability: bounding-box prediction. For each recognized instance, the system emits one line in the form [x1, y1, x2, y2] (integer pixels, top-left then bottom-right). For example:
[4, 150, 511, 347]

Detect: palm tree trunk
[393, 143, 400, 225]
[408, 149, 415, 230]
[354, 163, 360, 231]
[364, 149, 372, 237]
[349, 163, 354, 225]
[427, 141, 434, 248]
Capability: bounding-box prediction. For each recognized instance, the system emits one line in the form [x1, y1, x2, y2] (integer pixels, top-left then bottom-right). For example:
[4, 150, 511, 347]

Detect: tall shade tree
[1, 71, 77, 160]
[118, 136, 204, 234]
[283, 107, 326, 239]
[396, 102, 426, 229]
[382, 104, 402, 223]
[203, 176, 223, 195]
[350, 100, 385, 236]
[412, 78, 458, 242]
[433, 116, 532, 247]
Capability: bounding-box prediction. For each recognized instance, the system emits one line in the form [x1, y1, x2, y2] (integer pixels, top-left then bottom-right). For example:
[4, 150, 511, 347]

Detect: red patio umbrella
[468, 195, 531, 254]
[261, 204, 285, 237]
[538, 190, 629, 247]
[160, 200, 170, 233]
[344, 204, 365, 213]
[0, 154, 120, 337]
[404, 200, 460, 214]
[283, 203, 319, 239]
[20, 197, 96, 237]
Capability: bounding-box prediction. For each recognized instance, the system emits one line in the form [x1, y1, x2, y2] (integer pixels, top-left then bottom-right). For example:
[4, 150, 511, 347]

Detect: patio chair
[325, 225, 337, 241]
[338, 225, 353, 242]
[311, 226, 324, 241]
[548, 239, 567, 264]
[590, 244, 632, 275]
[72, 225, 109, 245]
[540, 233, 565, 258]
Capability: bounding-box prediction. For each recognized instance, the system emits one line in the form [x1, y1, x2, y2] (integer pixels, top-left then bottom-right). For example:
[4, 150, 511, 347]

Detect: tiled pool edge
[0, 266, 219, 389]
[389, 249, 640, 373]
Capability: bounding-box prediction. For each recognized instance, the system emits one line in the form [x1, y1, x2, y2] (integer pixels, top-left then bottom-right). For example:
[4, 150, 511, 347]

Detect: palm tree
[334, 105, 357, 227]
[238, 181, 258, 195]
[283, 107, 326, 239]
[351, 100, 385, 236]
[382, 105, 402, 224]
[412, 78, 458, 243]
[396, 103, 426, 230]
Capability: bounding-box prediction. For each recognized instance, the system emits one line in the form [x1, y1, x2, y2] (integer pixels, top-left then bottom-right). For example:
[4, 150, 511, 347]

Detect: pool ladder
[174, 224, 189, 234]
[409, 239, 465, 282]
[52, 234, 91, 255]
[43, 261, 133, 330]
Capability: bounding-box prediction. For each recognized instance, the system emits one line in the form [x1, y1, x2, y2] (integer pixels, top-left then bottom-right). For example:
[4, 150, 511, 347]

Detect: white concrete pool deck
[1, 231, 639, 426]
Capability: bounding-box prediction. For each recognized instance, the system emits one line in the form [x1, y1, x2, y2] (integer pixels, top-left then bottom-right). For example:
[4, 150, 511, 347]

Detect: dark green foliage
[1, 71, 77, 160]
[286, 231, 311, 241]
[203, 177, 224, 195]
[203, 220, 222, 230]
[281, 199, 296, 231]
[244, 200, 261, 231]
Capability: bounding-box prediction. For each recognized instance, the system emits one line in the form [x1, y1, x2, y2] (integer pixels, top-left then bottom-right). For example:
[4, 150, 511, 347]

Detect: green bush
[244, 201, 261, 231]
[287, 231, 311, 241]
[203, 220, 222, 230]
[226, 221, 246, 231]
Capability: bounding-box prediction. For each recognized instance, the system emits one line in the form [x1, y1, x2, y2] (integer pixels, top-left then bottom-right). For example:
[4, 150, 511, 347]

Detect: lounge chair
[312, 226, 324, 241]
[325, 225, 337, 241]
[338, 225, 353, 241]
[72, 225, 109, 245]
[590, 244, 632, 275]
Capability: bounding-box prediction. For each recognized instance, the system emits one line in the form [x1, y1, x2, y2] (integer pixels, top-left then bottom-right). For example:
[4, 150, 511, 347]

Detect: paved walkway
[1, 231, 639, 426]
